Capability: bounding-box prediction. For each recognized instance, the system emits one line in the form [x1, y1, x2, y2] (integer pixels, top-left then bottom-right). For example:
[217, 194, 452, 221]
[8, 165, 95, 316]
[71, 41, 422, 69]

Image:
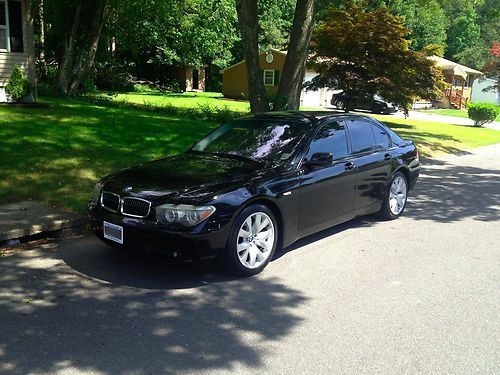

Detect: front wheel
[335, 99, 346, 110]
[380, 172, 408, 220]
[223, 204, 278, 276]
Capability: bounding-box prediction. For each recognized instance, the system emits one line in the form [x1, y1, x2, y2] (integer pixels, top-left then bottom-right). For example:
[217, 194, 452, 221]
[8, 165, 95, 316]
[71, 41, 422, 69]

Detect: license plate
[103, 221, 123, 244]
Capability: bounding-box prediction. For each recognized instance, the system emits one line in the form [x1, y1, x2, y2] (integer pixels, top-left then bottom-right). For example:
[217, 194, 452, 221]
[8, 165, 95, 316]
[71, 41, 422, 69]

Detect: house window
[0, 0, 9, 51]
[263, 70, 275, 86]
[0, 0, 23, 53]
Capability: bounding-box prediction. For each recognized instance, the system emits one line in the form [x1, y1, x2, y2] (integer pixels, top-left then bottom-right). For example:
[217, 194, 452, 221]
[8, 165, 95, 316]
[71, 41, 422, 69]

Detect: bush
[5, 65, 31, 102]
[468, 103, 500, 127]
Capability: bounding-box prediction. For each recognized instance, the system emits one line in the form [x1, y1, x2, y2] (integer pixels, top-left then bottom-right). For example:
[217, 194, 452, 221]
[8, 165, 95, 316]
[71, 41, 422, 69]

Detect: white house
[471, 77, 499, 105]
[0, 0, 35, 102]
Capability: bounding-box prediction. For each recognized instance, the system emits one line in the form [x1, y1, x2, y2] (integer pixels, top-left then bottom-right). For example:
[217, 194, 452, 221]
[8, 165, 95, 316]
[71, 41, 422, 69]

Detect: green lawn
[1, 95, 500, 213]
[370, 114, 500, 157]
[0, 97, 217, 212]
[422, 108, 500, 121]
[88, 91, 251, 113]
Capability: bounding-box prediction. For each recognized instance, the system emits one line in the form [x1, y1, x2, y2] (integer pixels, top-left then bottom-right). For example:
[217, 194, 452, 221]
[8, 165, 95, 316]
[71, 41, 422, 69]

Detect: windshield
[191, 118, 309, 163]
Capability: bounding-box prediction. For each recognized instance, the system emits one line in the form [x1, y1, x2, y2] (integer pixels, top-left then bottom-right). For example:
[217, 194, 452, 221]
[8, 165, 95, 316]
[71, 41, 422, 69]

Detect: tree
[51, 0, 108, 96]
[235, 0, 270, 112]
[317, 0, 448, 52]
[482, 42, 500, 92]
[273, 0, 317, 110]
[235, 0, 317, 112]
[258, 0, 296, 50]
[307, 5, 444, 110]
[390, 0, 447, 51]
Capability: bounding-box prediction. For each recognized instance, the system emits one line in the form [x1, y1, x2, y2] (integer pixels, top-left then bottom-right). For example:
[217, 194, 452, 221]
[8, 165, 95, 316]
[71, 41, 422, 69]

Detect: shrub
[133, 84, 156, 93]
[468, 103, 500, 127]
[5, 65, 31, 102]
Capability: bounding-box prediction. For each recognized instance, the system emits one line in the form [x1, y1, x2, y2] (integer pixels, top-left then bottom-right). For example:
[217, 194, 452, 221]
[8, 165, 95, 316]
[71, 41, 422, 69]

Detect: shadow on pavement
[0, 240, 307, 375]
[407, 158, 500, 222]
[62, 239, 232, 290]
[275, 215, 377, 261]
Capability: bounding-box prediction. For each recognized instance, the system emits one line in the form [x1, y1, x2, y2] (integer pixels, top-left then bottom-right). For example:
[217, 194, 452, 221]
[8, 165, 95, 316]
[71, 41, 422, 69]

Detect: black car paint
[331, 93, 398, 114]
[88, 112, 420, 260]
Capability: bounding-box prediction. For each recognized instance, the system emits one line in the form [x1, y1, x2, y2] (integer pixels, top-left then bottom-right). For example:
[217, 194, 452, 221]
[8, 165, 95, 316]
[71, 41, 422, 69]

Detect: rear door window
[346, 120, 376, 154]
[371, 123, 391, 150]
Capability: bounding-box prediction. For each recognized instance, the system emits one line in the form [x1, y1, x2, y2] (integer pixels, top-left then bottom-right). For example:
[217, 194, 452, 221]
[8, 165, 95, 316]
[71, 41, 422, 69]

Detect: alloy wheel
[236, 212, 275, 269]
[389, 176, 407, 215]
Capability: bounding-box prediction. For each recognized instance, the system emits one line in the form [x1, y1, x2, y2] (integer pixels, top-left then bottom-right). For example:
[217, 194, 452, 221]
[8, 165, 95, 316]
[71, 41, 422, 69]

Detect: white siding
[0, 0, 30, 91]
[300, 71, 340, 108]
[471, 78, 500, 105]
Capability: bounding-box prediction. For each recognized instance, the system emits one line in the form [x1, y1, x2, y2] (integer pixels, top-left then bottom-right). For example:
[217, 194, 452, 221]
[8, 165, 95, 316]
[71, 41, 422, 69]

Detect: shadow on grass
[0, 237, 307, 374]
[0, 100, 218, 212]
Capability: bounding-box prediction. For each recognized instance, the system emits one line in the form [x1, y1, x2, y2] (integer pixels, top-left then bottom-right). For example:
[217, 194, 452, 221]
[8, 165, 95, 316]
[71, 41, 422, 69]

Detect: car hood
[103, 153, 270, 203]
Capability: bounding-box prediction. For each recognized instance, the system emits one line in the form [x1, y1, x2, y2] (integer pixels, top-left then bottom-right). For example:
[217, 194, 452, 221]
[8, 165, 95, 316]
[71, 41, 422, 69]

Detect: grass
[422, 108, 500, 121]
[0, 97, 217, 212]
[1, 94, 500, 213]
[370, 114, 500, 157]
[87, 91, 251, 113]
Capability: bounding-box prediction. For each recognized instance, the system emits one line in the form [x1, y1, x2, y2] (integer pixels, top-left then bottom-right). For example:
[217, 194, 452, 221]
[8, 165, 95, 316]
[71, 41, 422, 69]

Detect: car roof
[243, 111, 377, 128]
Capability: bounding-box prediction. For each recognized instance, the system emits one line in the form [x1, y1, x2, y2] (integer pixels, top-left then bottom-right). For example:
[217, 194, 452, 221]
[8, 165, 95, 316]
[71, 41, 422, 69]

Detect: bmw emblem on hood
[123, 186, 133, 193]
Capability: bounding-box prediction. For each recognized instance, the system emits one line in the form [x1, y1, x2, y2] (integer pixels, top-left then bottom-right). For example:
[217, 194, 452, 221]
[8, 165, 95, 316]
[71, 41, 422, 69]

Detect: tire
[335, 100, 346, 110]
[380, 172, 408, 220]
[223, 204, 279, 276]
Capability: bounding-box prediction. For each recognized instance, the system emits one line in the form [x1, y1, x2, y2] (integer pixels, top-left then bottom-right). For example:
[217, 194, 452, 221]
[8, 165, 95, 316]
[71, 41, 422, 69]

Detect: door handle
[345, 161, 355, 171]
[384, 153, 391, 161]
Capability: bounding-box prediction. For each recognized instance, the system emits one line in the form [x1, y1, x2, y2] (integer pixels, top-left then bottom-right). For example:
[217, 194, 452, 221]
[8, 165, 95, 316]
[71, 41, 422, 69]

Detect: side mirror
[307, 152, 333, 168]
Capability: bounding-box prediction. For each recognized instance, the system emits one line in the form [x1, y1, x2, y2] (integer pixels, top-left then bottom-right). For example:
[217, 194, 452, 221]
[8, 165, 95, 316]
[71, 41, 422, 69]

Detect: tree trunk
[56, 0, 107, 96]
[66, 0, 107, 96]
[273, 0, 317, 111]
[235, 0, 269, 113]
[56, 2, 82, 95]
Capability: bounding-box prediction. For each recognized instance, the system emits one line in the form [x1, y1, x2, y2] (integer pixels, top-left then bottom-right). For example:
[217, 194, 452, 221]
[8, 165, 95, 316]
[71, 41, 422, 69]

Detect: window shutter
[261, 69, 264, 82]
[274, 70, 280, 86]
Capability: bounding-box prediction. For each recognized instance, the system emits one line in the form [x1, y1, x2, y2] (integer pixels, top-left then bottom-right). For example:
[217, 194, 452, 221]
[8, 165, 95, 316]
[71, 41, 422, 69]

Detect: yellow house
[429, 56, 483, 109]
[221, 49, 337, 108]
[221, 49, 285, 99]
[0, 0, 35, 102]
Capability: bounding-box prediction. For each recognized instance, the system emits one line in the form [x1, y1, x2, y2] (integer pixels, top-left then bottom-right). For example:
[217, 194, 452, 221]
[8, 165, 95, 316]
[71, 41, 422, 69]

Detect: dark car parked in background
[89, 112, 420, 276]
[331, 92, 399, 114]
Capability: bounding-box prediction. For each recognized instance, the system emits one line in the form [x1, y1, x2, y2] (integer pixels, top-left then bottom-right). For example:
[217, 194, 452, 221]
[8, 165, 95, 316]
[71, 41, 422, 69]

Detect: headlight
[156, 204, 216, 227]
[90, 181, 103, 204]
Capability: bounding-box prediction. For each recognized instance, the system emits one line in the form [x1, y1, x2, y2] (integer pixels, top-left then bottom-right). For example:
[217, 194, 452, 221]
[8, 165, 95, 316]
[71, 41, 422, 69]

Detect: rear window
[369, 119, 405, 147]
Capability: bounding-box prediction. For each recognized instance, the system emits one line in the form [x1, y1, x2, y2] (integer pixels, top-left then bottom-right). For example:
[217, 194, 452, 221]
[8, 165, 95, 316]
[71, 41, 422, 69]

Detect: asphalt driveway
[1, 145, 499, 375]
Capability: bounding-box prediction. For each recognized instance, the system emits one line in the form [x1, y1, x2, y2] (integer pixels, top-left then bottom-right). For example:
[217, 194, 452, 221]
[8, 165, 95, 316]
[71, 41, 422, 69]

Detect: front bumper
[88, 205, 230, 261]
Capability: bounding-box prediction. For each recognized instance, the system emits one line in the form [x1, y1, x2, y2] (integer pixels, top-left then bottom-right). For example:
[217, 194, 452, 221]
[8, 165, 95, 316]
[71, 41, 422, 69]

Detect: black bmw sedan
[88, 112, 420, 276]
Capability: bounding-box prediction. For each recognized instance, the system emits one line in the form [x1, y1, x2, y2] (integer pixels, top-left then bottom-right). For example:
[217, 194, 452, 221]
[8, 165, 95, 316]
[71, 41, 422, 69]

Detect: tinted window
[371, 123, 390, 149]
[0, 1, 5, 25]
[306, 121, 348, 161]
[192, 119, 308, 162]
[8, 1, 23, 52]
[347, 120, 376, 154]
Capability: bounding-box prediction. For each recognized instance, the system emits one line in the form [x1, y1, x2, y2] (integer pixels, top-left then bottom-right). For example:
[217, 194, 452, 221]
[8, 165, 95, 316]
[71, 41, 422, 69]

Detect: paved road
[1, 145, 499, 375]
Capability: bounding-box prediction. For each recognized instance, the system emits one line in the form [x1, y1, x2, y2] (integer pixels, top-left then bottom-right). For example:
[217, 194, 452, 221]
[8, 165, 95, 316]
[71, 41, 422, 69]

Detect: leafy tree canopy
[308, 4, 444, 109]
